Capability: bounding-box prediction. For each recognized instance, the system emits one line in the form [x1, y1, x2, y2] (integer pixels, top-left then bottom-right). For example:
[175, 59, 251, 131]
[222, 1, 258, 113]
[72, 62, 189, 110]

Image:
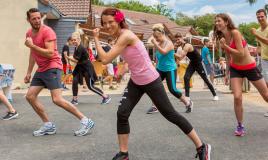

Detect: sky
[101, 0, 267, 25]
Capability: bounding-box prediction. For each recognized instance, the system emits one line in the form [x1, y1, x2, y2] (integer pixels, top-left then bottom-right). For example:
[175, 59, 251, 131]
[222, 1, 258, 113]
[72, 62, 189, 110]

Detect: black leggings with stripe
[117, 77, 193, 134]
[72, 73, 104, 97]
[157, 69, 182, 99]
[184, 61, 216, 97]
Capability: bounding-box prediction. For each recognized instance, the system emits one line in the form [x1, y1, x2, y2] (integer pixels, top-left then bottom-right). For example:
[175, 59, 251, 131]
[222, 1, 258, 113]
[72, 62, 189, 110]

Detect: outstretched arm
[93, 28, 133, 65]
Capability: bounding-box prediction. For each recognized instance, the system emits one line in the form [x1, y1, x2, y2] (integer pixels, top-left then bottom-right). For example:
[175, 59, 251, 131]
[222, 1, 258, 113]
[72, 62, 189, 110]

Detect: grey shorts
[261, 59, 268, 83]
[30, 68, 62, 90]
[202, 62, 213, 75]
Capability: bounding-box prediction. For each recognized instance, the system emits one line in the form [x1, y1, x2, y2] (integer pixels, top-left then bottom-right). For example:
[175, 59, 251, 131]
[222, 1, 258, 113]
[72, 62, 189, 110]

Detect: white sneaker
[185, 100, 193, 113]
[33, 123, 56, 136]
[185, 96, 191, 101]
[74, 118, 95, 136]
[213, 96, 219, 101]
[264, 112, 268, 117]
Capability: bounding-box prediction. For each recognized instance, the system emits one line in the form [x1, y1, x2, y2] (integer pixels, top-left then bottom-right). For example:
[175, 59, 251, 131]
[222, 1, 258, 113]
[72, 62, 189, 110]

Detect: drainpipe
[41, 14, 47, 25]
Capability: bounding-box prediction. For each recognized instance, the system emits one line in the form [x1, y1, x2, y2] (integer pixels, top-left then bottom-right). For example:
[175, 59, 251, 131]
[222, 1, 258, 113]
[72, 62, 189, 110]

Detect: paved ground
[1, 75, 268, 160]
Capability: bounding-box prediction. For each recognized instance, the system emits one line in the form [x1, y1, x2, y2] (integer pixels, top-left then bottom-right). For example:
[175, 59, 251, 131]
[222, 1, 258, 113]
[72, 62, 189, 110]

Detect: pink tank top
[121, 41, 159, 85]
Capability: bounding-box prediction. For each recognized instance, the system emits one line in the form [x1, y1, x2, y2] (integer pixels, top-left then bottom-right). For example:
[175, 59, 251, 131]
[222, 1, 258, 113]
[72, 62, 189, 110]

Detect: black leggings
[117, 77, 193, 134]
[184, 62, 216, 97]
[72, 73, 104, 97]
[157, 69, 182, 99]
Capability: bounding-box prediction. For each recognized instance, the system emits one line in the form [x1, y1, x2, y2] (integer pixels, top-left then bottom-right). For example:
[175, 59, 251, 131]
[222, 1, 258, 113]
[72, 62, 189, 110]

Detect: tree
[92, 0, 104, 5]
[112, 1, 158, 14]
[247, 0, 268, 12]
[247, 0, 258, 5]
[111, 1, 174, 19]
[155, 3, 174, 20]
[238, 22, 259, 46]
[175, 12, 216, 36]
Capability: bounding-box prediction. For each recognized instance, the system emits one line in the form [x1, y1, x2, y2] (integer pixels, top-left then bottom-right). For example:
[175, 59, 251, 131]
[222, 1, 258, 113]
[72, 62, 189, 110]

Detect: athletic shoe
[112, 151, 129, 160]
[213, 96, 219, 101]
[264, 112, 268, 117]
[234, 125, 245, 136]
[109, 86, 116, 90]
[185, 100, 193, 113]
[147, 106, 159, 114]
[101, 96, 111, 104]
[185, 96, 191, 101]
[33, 123, 56, 136]
[195, 143, 211, 160]
[63, 86, 69, 90]
[2, 111, 19, 120]
[71, 99, 79, 105]
[74, 118, 95, 136]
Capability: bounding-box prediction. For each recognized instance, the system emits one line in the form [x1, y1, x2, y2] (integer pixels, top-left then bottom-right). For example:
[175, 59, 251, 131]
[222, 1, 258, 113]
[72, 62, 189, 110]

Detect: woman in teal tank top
[147, 23, 193, 114]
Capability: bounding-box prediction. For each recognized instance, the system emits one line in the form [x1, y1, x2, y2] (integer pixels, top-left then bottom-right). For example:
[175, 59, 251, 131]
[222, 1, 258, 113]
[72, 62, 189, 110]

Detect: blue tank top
[156, 49, 177, 71]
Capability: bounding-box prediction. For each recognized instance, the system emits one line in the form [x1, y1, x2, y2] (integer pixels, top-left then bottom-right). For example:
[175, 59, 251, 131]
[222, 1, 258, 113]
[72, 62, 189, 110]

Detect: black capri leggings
[184, 62, 216, 97]
[72, 73, 104, 97]
[117, 77, 193, 135]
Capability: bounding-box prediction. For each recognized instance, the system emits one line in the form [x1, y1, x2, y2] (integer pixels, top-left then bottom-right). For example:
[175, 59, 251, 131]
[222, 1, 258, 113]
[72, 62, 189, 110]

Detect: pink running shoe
[234, 125, 245, 136]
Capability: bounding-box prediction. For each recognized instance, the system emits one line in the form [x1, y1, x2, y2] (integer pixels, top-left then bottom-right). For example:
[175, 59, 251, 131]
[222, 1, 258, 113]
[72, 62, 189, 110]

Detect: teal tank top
[156, 49, 177, 71]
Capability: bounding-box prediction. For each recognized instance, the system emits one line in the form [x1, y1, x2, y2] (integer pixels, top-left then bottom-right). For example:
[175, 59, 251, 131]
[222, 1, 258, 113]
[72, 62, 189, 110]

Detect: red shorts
[63, 64, 72, 75]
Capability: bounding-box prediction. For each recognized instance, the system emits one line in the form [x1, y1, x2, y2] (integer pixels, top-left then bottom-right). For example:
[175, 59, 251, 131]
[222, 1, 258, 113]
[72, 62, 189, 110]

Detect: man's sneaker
[112, 151, 129, 160]
[185, 100, 193, 113]
[33, 123, 56, 136]
[146, 106, 159, 114]
[109, 86, 116, 90]
[63, 86, 69, 90]
[264, 112, 268, 117]
[74, 118, 95, 136]
[234, 125, 245, 136]
[2, 111, 19, 120]
[195, 143, 211, 160]
[71, 99, 78, 105]
[213, 96, 219, 101]
[101, 96, 111, 104]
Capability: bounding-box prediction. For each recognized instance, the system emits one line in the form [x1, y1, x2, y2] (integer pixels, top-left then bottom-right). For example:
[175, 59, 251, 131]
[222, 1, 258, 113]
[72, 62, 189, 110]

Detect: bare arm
[27, 54, 35, 75]
[25, 37, 54, 58]
[151, 39, 173, 54]
[67, 56, 78, 63]
[24, 54, 35, 83]
[63, 51, 70, 64]
[206, 54, 212, 64]
[251, 28, 268, 45]
[220, 30, 245, 56]
[93, 28, 133, 65]
[174, 44, 191, 61]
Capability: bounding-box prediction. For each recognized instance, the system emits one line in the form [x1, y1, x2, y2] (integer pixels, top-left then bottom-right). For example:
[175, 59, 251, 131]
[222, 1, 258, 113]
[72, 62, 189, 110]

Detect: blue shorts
[30, 68, 62, 90]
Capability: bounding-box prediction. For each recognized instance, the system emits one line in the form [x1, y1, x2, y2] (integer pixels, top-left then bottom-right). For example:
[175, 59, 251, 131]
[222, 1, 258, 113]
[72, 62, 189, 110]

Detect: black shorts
[230, 66, 263, 81]
[30, 68, 62, 90]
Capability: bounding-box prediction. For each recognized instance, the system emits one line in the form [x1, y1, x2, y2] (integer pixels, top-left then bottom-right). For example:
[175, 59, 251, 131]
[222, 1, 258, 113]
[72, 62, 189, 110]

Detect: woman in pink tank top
[214, 13, 268, 137]
[92, 7, 211, 160]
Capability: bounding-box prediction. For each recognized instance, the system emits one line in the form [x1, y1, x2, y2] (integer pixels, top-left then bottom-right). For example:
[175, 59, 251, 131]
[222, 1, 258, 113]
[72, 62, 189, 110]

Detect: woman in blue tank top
[146, 24, 193, 114]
